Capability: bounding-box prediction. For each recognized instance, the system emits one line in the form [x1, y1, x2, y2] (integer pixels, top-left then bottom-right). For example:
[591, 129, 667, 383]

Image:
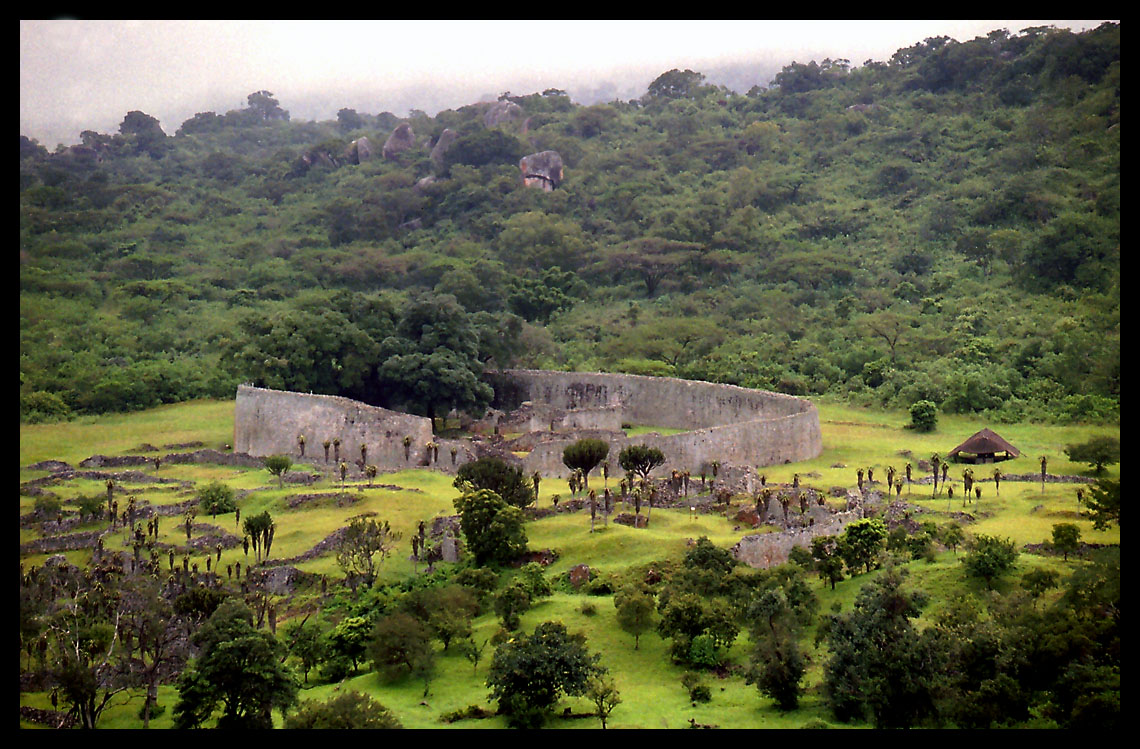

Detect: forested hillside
[20, 23, 1119, 425]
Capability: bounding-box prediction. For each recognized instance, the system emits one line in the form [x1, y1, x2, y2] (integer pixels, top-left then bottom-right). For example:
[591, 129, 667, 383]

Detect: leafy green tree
[908, 400, 939, 432]
[282, 617, 327, 684]
[1080, 478, 1120, 530]
[618, 444, 666, 481]
[326, 616, 373, 675]
[334, 516, 401, 588]
[745, 588, 807, 711]
[486, 621, 606, 728]
[454, 456, 535, 508]
[197, 481, 236, 515]
[367, 612, 435, 683]
[493, 579, 532, 631]
[614, 586, 656, 650]
[586, 676, 622, 729]
[453, 488, 528, 566]
[838, 518, 889, 575]
[1051, 523, 1082, 561]
[810, 535, 845, 590]
[645, 68, 707, 100]
[285, 690, 402, 729]
[562, 438, 609, 493]
[172, 600, 299, 729]
[1064, 436, 1120, 474]
[962, 534, 1020, 588]
[821, 564, 940, 727]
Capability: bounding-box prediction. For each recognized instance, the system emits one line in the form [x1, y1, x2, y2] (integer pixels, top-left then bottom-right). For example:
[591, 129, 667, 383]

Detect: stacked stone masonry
[234, 371, 822, 479]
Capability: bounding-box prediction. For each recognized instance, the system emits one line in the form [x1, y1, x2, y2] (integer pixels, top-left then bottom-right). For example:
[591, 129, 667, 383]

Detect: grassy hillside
[19, 398, 1119, 729]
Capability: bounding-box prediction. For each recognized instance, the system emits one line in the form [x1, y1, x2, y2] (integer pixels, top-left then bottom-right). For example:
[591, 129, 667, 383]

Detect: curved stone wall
[486, 370, 823, 478]
[233, 385, 434, 469]
[232, 371, 823, 479]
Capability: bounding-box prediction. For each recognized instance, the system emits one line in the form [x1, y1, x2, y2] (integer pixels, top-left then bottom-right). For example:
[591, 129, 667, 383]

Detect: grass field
[18, 396, 1119, 729]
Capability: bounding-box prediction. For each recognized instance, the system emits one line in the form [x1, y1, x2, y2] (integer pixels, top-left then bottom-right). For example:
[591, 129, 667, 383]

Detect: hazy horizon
[21, 19, 1114, 150]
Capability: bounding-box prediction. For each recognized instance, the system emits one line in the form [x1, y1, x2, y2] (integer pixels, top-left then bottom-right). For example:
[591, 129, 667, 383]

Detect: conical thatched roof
[948, 428, 1020, 458]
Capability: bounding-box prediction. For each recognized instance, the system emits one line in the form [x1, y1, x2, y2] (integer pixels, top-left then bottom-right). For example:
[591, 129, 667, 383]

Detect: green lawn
[18, 396, 1119, 729]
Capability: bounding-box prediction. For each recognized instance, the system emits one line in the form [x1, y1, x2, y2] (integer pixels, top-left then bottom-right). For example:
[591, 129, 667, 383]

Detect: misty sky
[21, 19, 1112, 149]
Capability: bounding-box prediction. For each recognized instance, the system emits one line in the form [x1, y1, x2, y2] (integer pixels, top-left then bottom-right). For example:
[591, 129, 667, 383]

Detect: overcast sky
[21, 19, 1113, 149]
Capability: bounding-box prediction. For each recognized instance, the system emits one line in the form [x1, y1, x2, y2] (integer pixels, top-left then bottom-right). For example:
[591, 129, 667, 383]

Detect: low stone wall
[233, 385, 434, 470]
[731, 506, 864, 569]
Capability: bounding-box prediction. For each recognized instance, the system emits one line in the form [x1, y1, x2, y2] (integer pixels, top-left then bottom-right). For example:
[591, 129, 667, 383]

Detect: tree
[1064, 436, 1120, 475]
[838, 518, 888, 575]
[326, 616, 372, 675]
[454, 456, 535, 509]
[453, 488, 528, 566]
[908, 400, 938, 432]
[334, 516, 401, 588]
[242, 511, 274, 563]
[1051, 523, 1082, 561]
[1080, 478, 1120, 530]
[745, 589, 807, 711]
[821, 564, 940, 728]
[618, 444, 666, 481]
[285, 690, 402, 729]
[283, 617, 327, 684]
[493, 579, 532, 631]
[614, 586, 656, 650]
[486, 621, 606, 728]
[196, 481, 236, 515]
[367, 612, 435, 684]
[810, 535, 845, 589]
[600, 238, 704, 297]
[645, 68, 707, 100]
[172, 600, 298, 729]
[962, 534, 1020, 589]
[562, 438, 609, 492]
[246, 90, 288, 121]
[263, 454, 292, 488]
[586, 676, 622, 729]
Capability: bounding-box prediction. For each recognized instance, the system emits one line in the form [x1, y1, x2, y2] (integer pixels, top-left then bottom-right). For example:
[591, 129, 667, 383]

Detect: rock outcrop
[483, 100, 524, 128]
[382, 123, 416, 159]
[519, 151, 563, 191]
[343, 136, 374, 164]
[430, 128, 458, 168]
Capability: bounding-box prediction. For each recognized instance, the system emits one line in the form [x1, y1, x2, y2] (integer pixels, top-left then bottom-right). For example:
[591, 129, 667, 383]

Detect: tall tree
[172, 600, 299, 729]
[562, 438, 610, 493]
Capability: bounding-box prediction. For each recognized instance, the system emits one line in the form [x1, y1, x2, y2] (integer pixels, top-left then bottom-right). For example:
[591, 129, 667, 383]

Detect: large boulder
[519, 151, 563, 191]
[382, 123, 416, 159]
[343, 136, 374, 164]
[430, 128, 458, 168]
[483, 100, 524, 128]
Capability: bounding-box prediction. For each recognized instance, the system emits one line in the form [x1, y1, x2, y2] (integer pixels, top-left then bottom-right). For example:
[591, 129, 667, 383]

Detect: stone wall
[485, 370, 823, 478]
[731, 506, 864, 569]
[232, 371, 822, 480]
[233, 385, 434, 470]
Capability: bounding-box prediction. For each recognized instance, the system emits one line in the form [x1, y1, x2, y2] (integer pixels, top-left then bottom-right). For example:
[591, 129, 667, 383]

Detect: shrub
[908, 400, 938, 432]
[196, 481, 236, 515]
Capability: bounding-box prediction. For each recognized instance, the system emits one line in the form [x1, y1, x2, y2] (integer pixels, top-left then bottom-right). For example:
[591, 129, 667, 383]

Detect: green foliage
[1064, 435, 1120, 474]
[454, 457, 534, 509]
[562, 438, 609, 490]
[618, 444, 666, 480]
[335, 516, 401, 588]
[285, 690, 403, 729]
[196, 481, 236, 515]
[838, 518, 888, 575]
[367, 612, 435, 682]
[614, 586, 656, 650]
[907, 400, 939, 432]
[961, 534, 1020, 588]
[1051, 523, 1082, 560]
[262, 454, 292, 487]
[486, 621, 605, 727]
[1080, 478, 1120, 530]
[172, 600, 298, 729]
[821, 564, 938, 728]
[453, 488, 528, 566]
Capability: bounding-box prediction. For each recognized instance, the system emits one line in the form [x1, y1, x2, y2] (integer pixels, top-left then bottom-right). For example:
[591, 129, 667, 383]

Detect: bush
[908, 400, 938, 432]
[197, 481, 236, 515]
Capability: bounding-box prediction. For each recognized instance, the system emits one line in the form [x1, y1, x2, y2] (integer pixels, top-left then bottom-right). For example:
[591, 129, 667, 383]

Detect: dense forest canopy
[20, 23, 1119, 426]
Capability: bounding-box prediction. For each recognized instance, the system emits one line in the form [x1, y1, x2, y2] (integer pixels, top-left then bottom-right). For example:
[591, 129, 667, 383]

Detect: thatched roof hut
[948, 428, 1020, 463]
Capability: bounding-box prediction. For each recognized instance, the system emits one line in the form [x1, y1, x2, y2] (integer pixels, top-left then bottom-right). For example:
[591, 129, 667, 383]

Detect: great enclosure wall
[233, 369, 851, 567]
